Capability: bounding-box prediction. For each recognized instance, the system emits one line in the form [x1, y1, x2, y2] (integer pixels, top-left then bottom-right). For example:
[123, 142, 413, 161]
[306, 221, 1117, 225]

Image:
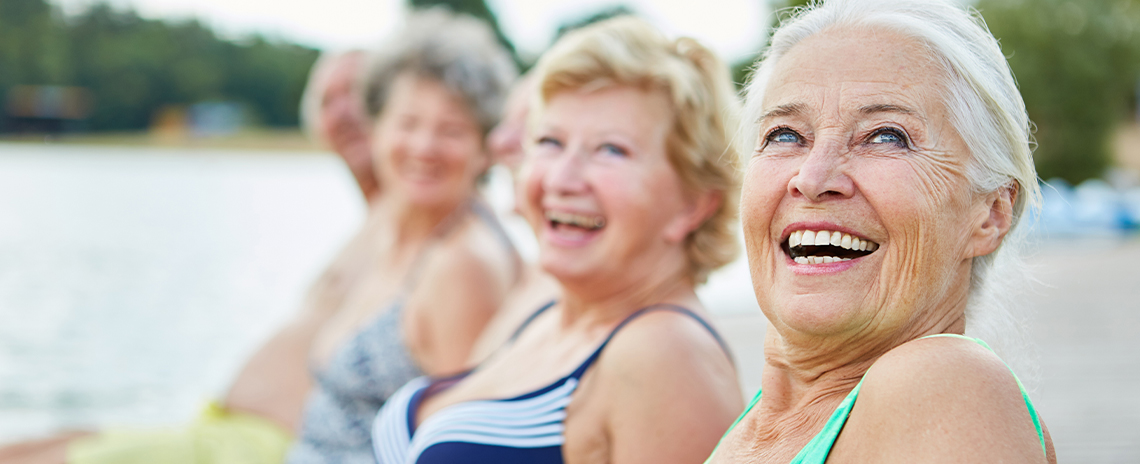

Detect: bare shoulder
[832, 336, 1050, 463]
[865, 335, 1016, 394]
[599, 308, 734, 381]
[421, 214, 516, 293]
[404, 215, 518, 374]
[585, 308, 742, 464]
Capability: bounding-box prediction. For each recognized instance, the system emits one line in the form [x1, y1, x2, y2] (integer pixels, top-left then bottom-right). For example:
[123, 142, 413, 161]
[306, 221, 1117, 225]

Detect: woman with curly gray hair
[282, 8, 519, 464]
[704, 0, 1055, 462]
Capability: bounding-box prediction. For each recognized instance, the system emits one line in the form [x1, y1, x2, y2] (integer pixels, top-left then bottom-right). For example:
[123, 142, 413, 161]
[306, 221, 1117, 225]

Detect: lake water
[0, 143, 367, 441]
[0, 143, 759, 442]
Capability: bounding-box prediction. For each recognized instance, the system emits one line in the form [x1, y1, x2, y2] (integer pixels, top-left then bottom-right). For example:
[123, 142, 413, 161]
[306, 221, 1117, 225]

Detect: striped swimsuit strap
[373, 302, 727, 464]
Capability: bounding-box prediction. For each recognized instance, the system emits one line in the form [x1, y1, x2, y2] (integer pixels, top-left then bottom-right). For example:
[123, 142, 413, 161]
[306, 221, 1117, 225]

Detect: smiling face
[371, 72, 487, 209]
[743, 27, 1004, 341]
[523, 85, 697, 295]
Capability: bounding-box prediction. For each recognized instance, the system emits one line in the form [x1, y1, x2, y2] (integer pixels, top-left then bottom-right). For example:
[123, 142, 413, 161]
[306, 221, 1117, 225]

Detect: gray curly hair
[362, 8, 518, 134]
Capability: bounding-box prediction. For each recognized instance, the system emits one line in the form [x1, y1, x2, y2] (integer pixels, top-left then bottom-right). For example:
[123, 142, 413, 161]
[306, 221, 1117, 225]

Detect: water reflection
[0, 144, 363, 440]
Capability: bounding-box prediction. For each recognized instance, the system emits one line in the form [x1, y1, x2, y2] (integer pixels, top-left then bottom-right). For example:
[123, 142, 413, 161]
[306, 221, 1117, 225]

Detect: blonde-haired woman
[371, 17, 744, 464]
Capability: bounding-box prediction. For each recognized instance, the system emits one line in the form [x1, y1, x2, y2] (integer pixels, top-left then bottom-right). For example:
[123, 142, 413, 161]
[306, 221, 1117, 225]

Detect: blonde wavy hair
[529, 17, 742, 283]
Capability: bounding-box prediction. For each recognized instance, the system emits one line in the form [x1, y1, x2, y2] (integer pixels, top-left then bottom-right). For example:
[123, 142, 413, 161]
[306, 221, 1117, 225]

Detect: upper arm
[595, 312, 743, 464]
[405, 237, 514, 375]
[832, 337, 1050, 463]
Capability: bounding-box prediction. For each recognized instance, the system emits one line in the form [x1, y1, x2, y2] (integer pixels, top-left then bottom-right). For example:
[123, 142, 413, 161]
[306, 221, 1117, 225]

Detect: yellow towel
[68, 402, 292, 464]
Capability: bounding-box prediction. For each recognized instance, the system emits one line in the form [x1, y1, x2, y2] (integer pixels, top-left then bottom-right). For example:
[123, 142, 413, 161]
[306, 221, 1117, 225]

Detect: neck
[759, 286, 970, 415]
[557, 259, 698, 331]
[374, 192, 469, 247]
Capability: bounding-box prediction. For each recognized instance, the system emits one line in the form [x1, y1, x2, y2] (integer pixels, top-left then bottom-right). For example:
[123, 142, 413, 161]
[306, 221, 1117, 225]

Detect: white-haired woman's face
[523, 85, 695, 291]
[371, 72, 488, 208]
[742, 27, 1012, 340]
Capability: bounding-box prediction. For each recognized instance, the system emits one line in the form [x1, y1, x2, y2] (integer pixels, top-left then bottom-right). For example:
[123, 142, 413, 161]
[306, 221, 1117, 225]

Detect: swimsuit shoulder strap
[469, 198, 523, 284]
[470, 199, 517, 254]
[507, 299, 559, 342]
[392, 201, 470, 299]
[567, 304, 729, 380]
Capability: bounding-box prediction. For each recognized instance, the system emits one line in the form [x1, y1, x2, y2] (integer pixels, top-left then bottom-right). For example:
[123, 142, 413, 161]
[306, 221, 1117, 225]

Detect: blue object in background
[1035, 178, 1140, 236]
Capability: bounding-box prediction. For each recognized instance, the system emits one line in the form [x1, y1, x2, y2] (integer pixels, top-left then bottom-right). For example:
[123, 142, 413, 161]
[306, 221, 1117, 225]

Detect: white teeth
[801, 230, 816, 246]
[813, 231, 830, 246]
[785, 228, 883, 264]
[545, 211, 605, 230]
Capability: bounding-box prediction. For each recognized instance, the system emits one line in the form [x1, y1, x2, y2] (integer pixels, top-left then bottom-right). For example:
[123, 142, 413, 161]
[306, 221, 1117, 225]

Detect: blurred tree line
[755, 0, 1140, 184]
[0, 0, 319, 132]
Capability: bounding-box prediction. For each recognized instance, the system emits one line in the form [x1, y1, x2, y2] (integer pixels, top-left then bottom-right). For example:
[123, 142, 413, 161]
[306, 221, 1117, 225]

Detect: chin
[764, 293, 867, 335]
[537, 252, 597, 287]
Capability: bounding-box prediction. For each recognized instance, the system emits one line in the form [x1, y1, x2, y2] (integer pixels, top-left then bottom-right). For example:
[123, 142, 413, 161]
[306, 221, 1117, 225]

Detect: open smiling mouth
[784, 229, 879, 265]
[546, 210, 606, 232]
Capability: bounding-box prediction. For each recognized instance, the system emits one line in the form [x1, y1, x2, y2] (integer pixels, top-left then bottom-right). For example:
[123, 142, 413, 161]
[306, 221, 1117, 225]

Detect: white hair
[298, 50, 366, 145]
[742, 0, 1042, 381]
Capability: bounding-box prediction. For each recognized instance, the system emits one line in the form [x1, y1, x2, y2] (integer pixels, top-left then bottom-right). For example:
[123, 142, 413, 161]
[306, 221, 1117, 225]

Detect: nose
[407, 126, 440, 161]
[789, 139, 854, 201]
[543, 146, 588, 196]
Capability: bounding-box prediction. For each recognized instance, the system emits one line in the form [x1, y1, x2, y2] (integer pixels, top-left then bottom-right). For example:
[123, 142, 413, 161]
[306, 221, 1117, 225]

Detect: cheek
[599, 166, 675, 232]
[740, 158, 788, 245]
[520, 158, 549, 228]
[859, 157, 972, 244]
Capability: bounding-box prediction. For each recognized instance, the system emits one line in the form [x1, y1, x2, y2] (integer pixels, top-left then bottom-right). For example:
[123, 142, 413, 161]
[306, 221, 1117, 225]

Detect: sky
[52, 0, 772, 63]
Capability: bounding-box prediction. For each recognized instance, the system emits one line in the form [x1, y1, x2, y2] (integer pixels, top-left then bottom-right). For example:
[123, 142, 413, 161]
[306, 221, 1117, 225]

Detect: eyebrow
[757, 103, 807, 122]
[859, 104, 917, 116]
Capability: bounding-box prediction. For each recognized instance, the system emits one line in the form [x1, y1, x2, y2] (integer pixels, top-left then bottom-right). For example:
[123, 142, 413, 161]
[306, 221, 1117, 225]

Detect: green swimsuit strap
[704, 386, 763, 464]
[705, 334, 1046, 463]
[704, 378, 865, 464]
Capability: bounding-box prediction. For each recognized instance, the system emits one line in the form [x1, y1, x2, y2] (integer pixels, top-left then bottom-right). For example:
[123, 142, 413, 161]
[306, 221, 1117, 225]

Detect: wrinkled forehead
[763, 26, 950, 121]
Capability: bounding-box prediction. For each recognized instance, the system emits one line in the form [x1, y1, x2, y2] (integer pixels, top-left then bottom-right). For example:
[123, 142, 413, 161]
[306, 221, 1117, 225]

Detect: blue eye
[870, 128, 908, 147]
[536, 136, 562, 148]
[600, 143, 628, 157]
[766, 127, 802, 145]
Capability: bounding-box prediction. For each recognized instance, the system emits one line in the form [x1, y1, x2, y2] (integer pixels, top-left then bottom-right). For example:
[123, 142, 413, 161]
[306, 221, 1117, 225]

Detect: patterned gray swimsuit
[286, 299, 422, 464]
[285, 201, 515, 464]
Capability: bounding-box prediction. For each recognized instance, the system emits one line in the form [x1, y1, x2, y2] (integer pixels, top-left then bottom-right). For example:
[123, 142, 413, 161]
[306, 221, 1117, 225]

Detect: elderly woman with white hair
[704, 0, 1056, 463]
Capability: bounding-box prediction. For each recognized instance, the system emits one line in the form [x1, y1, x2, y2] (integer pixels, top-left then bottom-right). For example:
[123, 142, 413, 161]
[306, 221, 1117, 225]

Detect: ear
[968, 183, 1018, 258]
[663, 189, 723, 244]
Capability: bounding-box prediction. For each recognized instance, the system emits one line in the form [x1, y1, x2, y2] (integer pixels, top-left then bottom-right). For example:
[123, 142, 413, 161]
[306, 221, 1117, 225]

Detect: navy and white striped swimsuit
[371, 302, 728, 464]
